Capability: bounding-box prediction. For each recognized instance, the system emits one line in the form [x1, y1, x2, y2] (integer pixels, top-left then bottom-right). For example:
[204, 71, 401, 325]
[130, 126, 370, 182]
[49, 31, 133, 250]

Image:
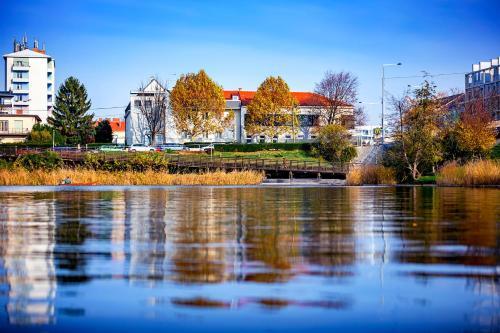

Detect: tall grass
[346, 165, 396, 185]
[0, 168, 265, 186]
[437, 160, 500, 186]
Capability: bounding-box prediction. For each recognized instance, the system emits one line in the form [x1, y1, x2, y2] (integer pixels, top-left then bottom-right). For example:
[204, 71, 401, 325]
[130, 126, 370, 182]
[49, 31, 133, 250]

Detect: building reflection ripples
[0, 187, 498, 331]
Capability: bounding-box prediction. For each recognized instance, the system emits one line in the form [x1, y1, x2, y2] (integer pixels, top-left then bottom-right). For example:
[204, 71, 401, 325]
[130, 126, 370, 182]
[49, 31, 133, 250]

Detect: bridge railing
[0, 147, 355, 174]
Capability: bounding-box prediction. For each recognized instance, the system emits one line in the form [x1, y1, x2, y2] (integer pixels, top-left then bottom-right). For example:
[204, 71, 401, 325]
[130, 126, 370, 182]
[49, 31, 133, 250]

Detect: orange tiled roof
[95, 118, 125, 132]
[223, 90, 351, 107]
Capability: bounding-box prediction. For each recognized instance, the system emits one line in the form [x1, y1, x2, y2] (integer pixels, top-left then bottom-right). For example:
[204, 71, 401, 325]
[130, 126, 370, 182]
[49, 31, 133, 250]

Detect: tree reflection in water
[0, 186, 497, 330]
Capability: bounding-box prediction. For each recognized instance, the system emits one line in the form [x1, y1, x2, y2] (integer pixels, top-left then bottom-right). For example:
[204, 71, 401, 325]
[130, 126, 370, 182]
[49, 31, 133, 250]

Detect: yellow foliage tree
[245, 76, 298, 140]
[455, 99, 496, 159]
[170, 70, 232, 140]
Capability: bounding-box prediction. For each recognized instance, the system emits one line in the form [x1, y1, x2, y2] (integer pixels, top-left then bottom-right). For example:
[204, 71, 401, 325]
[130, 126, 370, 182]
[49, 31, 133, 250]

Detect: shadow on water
[0, 186, 498, 331]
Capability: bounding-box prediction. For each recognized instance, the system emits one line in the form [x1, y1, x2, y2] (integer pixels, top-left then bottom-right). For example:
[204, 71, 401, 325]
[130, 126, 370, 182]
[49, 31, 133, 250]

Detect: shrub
[437, 160, 500, 186]
[14, 151, 63, 171]
[491, 143, 500, 160]
[83, 152, 168, 171]
[313, 124, 357, 163]
[346, 165, 396, 185]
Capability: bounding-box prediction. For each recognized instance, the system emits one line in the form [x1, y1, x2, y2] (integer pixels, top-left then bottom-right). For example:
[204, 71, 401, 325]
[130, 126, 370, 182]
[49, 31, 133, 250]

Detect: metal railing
[0, 147, 354, 174]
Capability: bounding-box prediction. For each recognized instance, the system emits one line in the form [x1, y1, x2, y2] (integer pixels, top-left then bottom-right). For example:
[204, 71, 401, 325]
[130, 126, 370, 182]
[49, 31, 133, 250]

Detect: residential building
[125, 78, 354, 145]
[1, 90, 41, 143]
[0, 113, 41, 143]
[349, 125, 381, 146]
[3, 36, 55, 124]
[465, 57, 500, 132]
[95, 117, 126, 144]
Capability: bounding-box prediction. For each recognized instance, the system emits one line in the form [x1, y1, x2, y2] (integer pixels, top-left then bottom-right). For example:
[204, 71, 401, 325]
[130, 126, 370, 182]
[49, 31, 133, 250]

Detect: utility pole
[381, 63, 402, 144]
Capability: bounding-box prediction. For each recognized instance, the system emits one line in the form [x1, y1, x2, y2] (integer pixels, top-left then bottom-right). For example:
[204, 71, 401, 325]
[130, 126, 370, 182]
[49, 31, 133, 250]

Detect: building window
[0, 121, 8, 132]
[259, 135, 266, 143]
[246, 136, 252, 143]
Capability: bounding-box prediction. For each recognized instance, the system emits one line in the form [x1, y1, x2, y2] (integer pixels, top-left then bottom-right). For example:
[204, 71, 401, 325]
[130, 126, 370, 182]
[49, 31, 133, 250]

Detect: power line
[386, 72, 467, 80]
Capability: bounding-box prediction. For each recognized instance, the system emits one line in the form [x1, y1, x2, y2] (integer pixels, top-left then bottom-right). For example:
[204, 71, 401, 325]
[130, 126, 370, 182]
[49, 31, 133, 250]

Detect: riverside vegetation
[0, 151, 264, 186]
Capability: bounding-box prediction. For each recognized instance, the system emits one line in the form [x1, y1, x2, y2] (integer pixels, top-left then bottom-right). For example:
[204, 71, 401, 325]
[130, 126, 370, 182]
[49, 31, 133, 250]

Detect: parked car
[99, 145, 125, 152]
[187, 143, 215, 153]
[156, 143, 188, 152]
[127, 143, 156, 152]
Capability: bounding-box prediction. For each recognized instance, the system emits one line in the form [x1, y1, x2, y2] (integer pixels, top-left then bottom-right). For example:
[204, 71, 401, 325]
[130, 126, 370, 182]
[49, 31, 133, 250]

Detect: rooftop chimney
[34, 39, 39, 49]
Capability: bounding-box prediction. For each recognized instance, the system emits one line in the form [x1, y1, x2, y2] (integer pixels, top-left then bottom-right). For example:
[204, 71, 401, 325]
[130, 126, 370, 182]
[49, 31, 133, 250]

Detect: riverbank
[0, 168, 265, 186]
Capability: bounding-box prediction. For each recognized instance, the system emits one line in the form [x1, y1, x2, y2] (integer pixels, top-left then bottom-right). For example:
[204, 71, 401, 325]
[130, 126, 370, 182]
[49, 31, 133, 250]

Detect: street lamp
[381, 62, 402, 143]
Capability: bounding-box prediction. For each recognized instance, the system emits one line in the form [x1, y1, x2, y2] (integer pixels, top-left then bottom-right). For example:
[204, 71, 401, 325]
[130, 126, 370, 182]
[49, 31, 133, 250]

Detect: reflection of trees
[169, 188, 229, 284]
[392, 187, 499, 267]
[54, 192, 98, 285]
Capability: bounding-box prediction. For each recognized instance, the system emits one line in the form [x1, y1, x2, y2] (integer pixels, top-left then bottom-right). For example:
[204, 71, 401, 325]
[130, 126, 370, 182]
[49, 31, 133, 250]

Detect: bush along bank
[346, 165, 397, 185]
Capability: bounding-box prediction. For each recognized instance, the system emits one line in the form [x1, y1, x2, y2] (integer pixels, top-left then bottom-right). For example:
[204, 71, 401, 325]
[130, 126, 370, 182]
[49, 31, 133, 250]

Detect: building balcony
[0, 128, 30, 136]
[12, 77, 29, 83]
[12, 89, 29, 94]
[13, 100, 29, 106]
[12, 65, 29, 71]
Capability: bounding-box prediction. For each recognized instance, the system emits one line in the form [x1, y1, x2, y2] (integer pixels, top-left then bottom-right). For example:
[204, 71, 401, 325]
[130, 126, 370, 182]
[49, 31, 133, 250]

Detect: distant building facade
[125, 78, 354, 145]
[465, 57, 500, 132]
[349, 125, 381, 145]
[3, 36, 55, 124]
[0, 90, 41, 143]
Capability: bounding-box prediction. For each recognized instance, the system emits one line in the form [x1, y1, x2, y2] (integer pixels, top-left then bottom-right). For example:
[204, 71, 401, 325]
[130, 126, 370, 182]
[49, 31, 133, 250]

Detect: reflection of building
[0, 196, 56, 325]
[3, 36, 56, 124]
[124, 78, 354, 145]
[465, 57, 500, 132]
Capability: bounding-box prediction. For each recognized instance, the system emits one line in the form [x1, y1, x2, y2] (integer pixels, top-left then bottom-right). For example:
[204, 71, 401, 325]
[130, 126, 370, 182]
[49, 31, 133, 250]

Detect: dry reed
[0, 168, 265, 186]
[346, 165, 397, 185]
[437, 160, 500, 186]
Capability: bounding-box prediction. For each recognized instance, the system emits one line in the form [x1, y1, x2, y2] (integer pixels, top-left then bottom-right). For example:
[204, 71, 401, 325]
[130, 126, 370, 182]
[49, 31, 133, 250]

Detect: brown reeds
[346, 165, 397, 185]
[437, 160, 500, 186]
[0, 168, 265, 186]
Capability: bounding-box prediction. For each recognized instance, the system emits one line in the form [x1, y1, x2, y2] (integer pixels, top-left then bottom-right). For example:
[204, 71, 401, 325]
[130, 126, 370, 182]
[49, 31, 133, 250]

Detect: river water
[0, 186, 498, 332]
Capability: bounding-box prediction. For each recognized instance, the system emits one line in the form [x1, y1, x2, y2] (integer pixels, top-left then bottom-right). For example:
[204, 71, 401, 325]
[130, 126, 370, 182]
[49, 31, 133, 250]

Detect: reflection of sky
[0, 186, 498, 332]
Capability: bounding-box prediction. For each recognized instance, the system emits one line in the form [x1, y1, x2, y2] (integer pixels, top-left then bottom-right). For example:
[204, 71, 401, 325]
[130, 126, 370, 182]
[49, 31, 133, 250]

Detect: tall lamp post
[381, 62, 402, 144]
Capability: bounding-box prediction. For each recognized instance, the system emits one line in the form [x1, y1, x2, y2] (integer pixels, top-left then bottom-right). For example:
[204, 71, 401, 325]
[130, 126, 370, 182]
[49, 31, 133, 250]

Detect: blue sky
[1, 0, 499, 123]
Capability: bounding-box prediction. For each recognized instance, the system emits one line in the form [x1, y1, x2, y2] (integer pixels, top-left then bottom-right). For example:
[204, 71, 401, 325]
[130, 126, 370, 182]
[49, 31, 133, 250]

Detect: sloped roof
[95, 118, 126, 133]
[223, 90, 351, 107]
[3, 49, 51, 58]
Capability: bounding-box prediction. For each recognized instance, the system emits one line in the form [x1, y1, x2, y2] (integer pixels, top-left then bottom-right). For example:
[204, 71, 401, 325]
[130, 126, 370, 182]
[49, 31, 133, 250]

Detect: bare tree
[314, 71, 358, 125]
[354, 105, 367, 126]
[136, 78, 168, 146]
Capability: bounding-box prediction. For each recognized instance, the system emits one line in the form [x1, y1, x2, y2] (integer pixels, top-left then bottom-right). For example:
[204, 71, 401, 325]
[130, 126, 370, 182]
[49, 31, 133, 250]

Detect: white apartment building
[465, 57, 500, 132]
[3, 37, 55, 124]
[349, 125, 382, 146]
[125, 78, 354, 145]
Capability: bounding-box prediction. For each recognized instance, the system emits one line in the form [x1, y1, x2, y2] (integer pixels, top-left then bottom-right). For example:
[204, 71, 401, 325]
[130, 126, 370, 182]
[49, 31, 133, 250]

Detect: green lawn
[212, 149, 320, 162]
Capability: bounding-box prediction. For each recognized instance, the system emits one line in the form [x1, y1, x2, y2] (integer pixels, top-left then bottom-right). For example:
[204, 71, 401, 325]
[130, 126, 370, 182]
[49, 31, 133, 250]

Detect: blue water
[0, 186, 498, 332]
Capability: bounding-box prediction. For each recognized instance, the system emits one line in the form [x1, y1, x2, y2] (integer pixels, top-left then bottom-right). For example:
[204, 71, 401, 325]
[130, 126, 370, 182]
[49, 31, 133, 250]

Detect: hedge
[214, 143, 312, 152]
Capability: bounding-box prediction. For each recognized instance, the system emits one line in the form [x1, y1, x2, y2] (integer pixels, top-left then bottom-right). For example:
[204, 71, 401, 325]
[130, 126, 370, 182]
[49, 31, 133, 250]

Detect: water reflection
[0, 186, 498, 331]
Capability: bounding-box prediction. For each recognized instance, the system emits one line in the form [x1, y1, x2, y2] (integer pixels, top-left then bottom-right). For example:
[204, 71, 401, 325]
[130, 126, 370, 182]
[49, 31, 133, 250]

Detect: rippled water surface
[0, 186, 498, 332]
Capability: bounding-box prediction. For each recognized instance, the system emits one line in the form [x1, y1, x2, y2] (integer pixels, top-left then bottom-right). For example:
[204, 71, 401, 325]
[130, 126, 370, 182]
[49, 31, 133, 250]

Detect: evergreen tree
[94, 120, 113, 143]
[48, 77, 94, 144]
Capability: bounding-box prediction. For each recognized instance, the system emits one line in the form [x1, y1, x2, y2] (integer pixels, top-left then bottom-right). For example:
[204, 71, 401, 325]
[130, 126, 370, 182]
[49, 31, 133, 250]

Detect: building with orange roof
[124, 78, 353, 145]
[95, 117, 126, 144]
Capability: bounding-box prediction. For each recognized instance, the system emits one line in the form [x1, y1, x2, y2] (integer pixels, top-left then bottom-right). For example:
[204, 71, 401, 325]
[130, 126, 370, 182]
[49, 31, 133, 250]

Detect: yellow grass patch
[437, 160, 500, 186]
[346, 165, 396, 185]
[0, 168, 265, 186]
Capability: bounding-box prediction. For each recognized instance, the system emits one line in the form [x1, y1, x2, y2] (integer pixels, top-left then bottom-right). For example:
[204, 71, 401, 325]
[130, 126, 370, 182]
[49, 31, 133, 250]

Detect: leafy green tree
[245, 76, 298, 140]
[314, 124, 357, 163]
[384, 81, 444, 182]
[48, 76, 94, 144]
[170, 70, 231, 140]
[95, 119, 113, 143]
[27, 123, 66, 145]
